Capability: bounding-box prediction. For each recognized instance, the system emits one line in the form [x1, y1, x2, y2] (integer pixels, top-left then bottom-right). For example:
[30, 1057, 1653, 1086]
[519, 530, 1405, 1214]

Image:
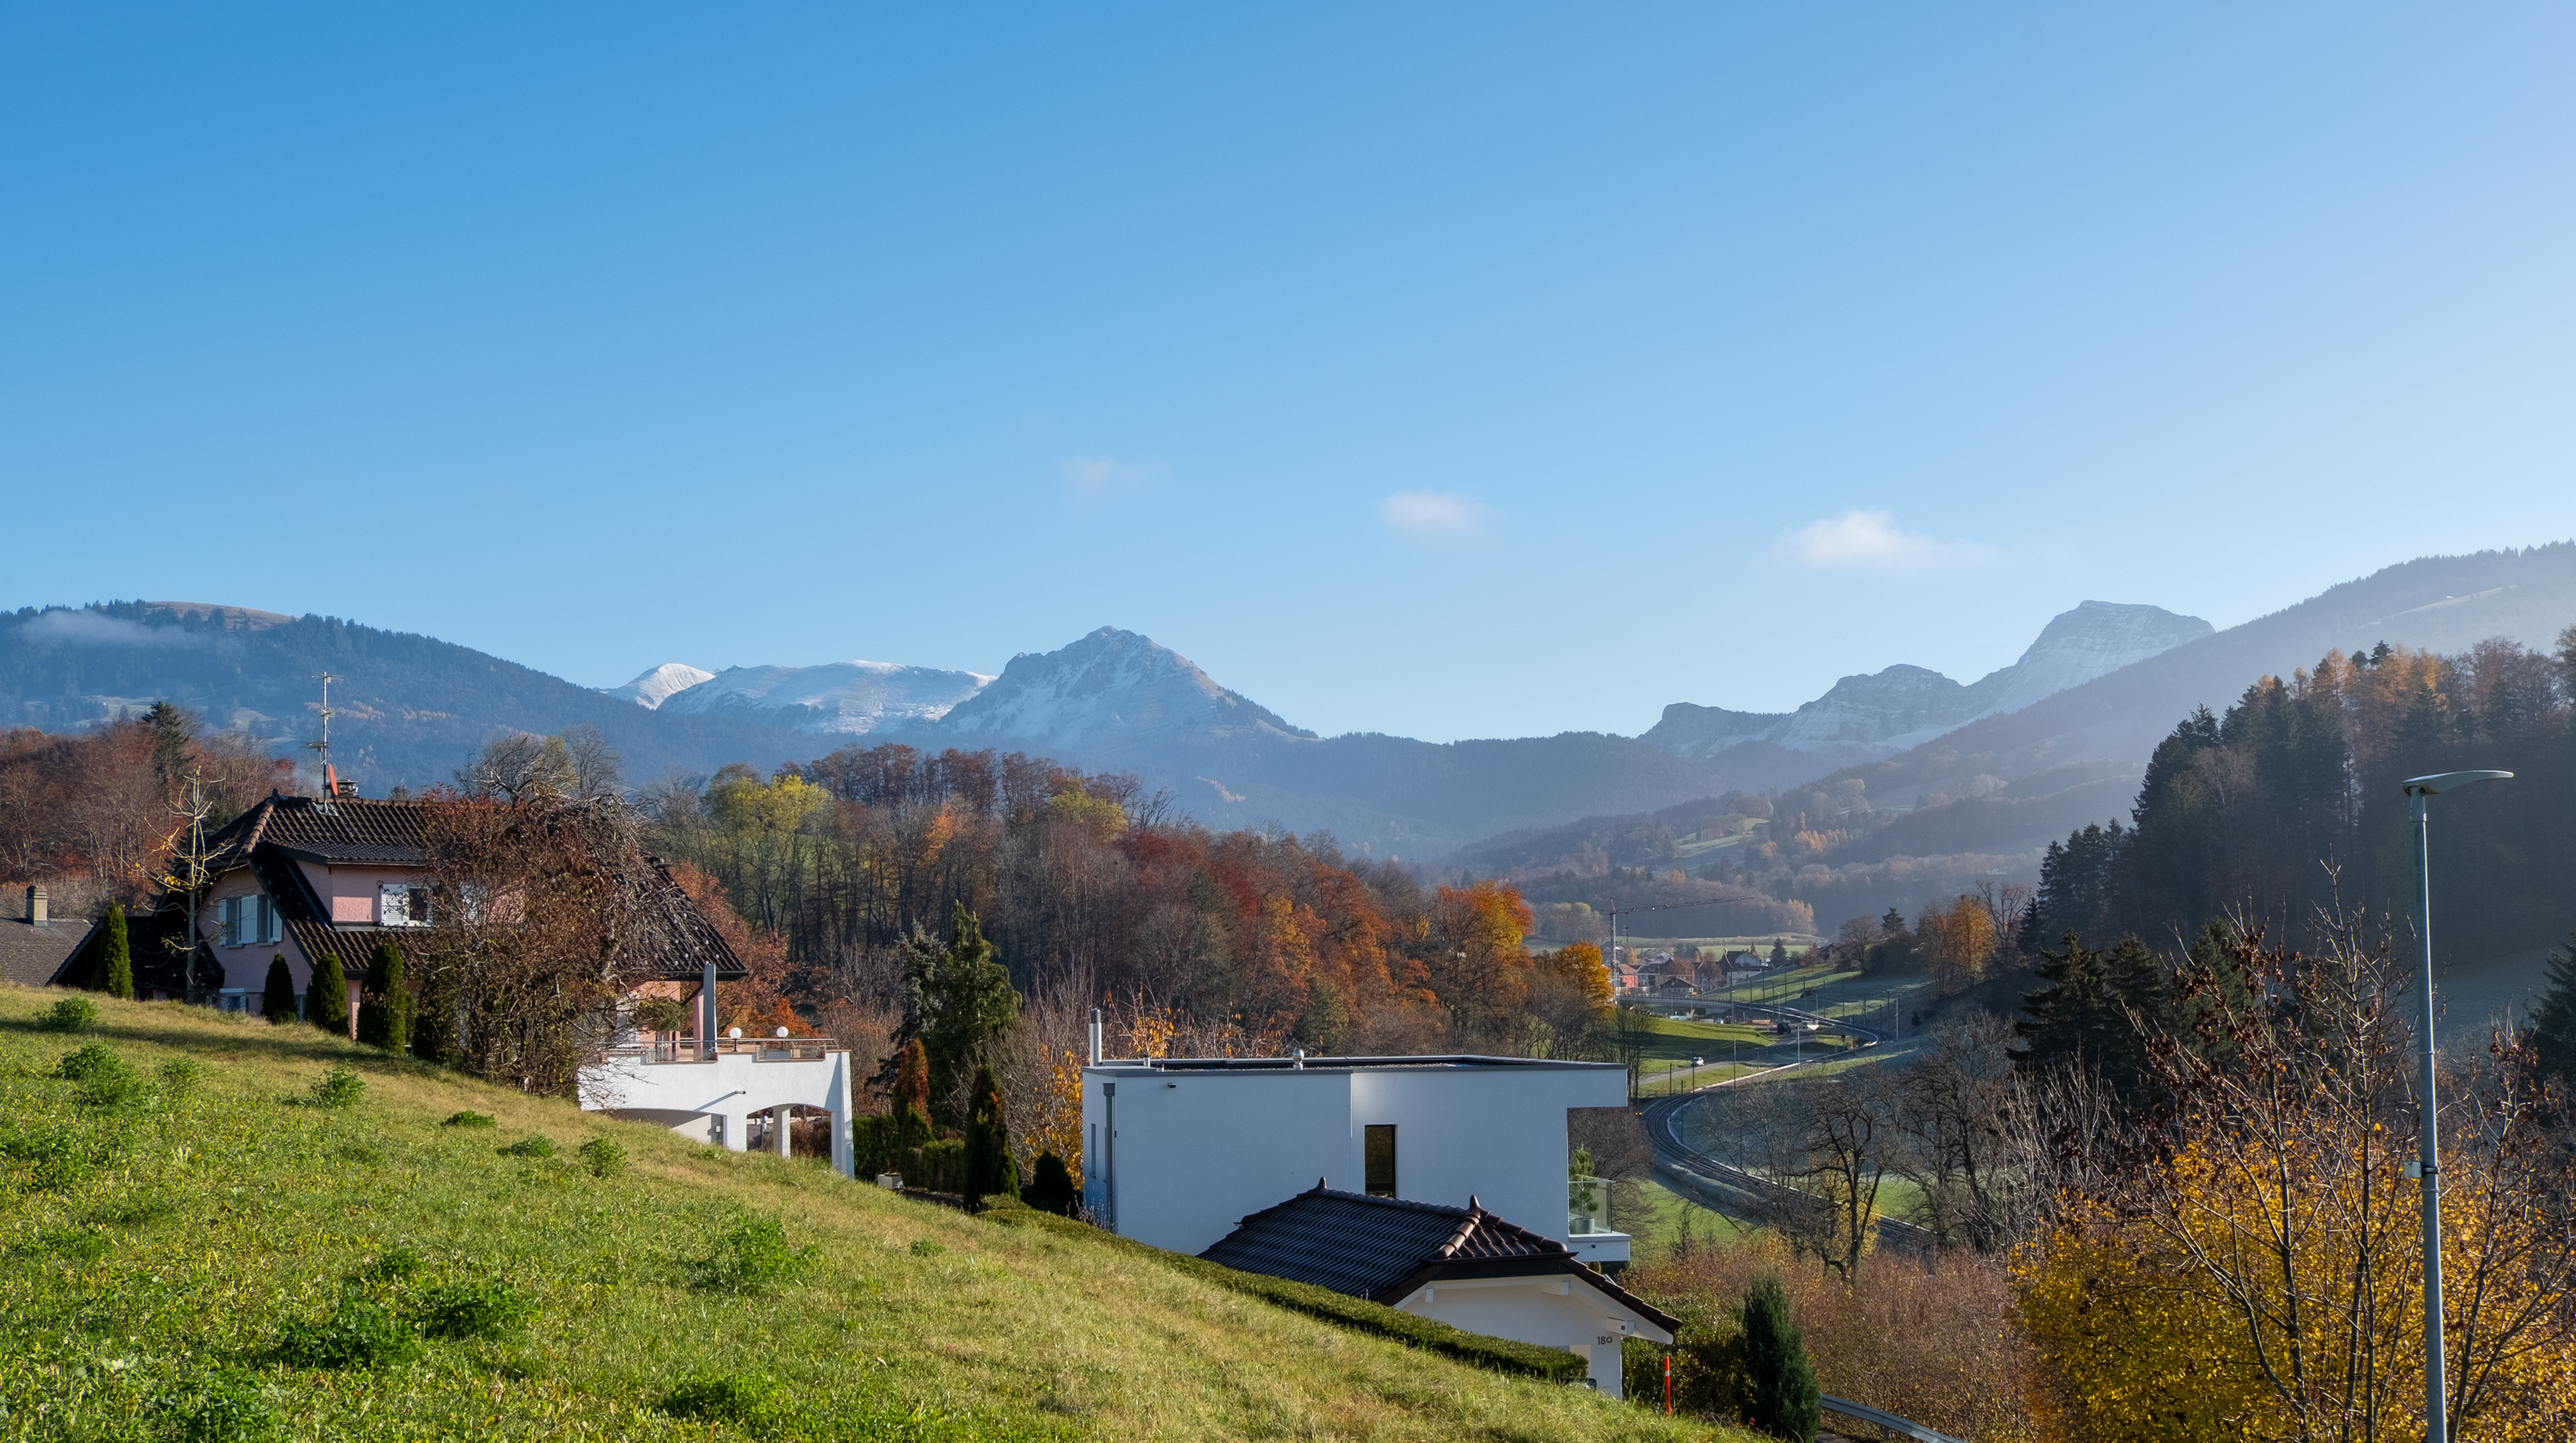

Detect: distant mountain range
[9, 545, 2573, 862]
[1638, 600, 2213, 789]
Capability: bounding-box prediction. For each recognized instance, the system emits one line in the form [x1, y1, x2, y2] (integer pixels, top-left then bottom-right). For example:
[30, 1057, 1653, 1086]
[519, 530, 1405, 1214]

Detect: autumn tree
[2015, 916, 2576, 1440]
[415, 793, 657, 1095]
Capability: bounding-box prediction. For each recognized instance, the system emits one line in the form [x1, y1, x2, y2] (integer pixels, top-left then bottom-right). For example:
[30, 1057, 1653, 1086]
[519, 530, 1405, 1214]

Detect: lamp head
[2400, 770, 2513, 798]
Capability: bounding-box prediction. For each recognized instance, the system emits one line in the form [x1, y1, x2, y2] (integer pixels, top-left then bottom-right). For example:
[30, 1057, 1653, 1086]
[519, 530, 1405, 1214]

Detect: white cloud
[1778, 508, 1996, 572]
[1060, 455, 1163, 493]
[1380, 490, 1489, 539]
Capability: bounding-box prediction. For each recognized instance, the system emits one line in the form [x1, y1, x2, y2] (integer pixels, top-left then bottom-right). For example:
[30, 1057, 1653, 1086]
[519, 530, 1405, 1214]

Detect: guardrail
[1821, 1393, 1966, 1443]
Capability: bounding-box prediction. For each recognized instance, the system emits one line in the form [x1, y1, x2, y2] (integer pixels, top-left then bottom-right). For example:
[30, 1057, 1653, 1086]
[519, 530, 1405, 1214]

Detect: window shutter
[257, 895, 278, 945]
[218, 897, 240, 947]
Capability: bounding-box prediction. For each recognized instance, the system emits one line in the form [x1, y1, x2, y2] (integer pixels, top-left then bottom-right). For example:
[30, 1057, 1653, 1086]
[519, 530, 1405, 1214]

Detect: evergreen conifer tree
[356, 941, 412, 1053]
[261, 954, 297, 1024]
[2530, 930, 2576, 1096]
[1737, 1272, 1819, 1441]
[890, 1038, 933, 1150]
[100, 904, 134, 1000]
[308, 953, 349, 1038]
[1026, 1152, 1079, 1215]
[963, 1063, 1018, 1208]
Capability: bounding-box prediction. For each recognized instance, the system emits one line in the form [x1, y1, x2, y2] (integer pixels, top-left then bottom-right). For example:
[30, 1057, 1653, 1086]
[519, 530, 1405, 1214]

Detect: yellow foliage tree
[2013, 919, 2576, 1442]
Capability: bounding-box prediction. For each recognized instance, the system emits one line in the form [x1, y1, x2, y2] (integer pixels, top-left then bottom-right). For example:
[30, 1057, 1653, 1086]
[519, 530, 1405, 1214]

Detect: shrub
[274, 1297, 422, 1369]
[442, 1111, 496, 1129]
[39, 995, 98, 1033]
[498, 1136, 556, 1160]
[307, 1067, 365, 1110]
[0, 1120, 114, 1191]
[159, 1056, 204, 1099]
[659, 1373, 783, 1429]
[355, 941, 411, 1053]
[307, 953, 348, 1038]
[355, 1246, 424, 1282]
[159, 1367, 276, 1442]
[55, 1042, 150, 1109]
[416, 1278, 536, 1340]
[963, 1063, 1018, 1209]
[688, 1214, 818, 1294]
[914, 1137, 966, 1195]
[262, 954, 297, 1025]
[578, 1137, 626, 1178]
[1025, 1152, 1079, 1216]
[100, 904, 133, 1000]
[1739, 1272, 1820, 1442]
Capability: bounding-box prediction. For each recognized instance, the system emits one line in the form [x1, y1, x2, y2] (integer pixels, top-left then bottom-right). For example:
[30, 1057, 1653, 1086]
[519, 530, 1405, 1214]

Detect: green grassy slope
[0, 987, 1744, 1442]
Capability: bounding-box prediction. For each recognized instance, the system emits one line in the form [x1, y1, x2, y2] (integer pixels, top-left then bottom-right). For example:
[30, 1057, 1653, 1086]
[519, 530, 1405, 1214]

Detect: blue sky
[6, 4, 2574, 742]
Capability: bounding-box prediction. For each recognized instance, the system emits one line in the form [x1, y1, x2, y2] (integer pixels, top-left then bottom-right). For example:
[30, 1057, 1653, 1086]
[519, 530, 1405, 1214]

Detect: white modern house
[579, 1031, 857, 1176]
[1078, 1047, 1634, 1267]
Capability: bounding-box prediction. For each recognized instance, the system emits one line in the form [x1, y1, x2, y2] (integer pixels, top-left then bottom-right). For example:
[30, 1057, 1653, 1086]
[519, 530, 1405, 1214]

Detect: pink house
[52, 788, 744, 1039]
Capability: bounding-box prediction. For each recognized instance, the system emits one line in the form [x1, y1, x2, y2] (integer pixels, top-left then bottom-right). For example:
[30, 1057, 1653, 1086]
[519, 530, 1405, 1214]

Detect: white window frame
[379, 882, 430, 928]
[256, 893, 280, 945]
[217, 895, 242, 947]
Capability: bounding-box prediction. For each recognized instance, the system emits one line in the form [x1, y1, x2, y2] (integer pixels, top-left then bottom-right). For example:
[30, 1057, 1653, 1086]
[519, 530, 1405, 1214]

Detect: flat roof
[1083, 1053, 1622, 1075]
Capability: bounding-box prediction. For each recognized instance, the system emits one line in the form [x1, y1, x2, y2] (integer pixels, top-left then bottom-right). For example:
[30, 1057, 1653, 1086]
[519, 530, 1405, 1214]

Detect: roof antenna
[309, 671, 339, 810]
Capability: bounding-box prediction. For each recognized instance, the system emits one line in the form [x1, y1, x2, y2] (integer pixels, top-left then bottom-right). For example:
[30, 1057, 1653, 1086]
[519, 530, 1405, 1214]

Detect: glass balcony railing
[1569, 1176, 1612, 1235]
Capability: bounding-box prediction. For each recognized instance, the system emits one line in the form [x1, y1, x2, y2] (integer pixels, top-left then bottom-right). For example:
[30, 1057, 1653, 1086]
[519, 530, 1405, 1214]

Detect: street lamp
[2402, 768, 2512, 1443]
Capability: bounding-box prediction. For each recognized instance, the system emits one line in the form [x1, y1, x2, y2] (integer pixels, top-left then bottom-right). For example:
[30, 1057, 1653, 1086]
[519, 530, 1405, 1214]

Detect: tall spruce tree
[356, 941, 412, 1053]
[962, 1063, 1018, 1208]
[307, 953, 349, 1038]
[2530, 930, 2576, 1096]
[261, 954, 297, 1024]
[881, 904, 1018, 1124]
[99, 904, 134, 1000]
[1737, 1272, 1820, 1442]
[2016, 931, 2171, 1102]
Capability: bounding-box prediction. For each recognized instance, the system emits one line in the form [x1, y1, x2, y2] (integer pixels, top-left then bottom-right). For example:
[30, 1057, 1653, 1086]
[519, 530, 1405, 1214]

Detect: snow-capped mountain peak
[920, 626, 1315, 761]
[607, 662, 716, 709]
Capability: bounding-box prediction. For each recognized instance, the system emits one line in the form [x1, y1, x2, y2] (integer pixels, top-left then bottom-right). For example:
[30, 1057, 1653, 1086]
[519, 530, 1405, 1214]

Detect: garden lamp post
[2402, 768, 2511, 1443]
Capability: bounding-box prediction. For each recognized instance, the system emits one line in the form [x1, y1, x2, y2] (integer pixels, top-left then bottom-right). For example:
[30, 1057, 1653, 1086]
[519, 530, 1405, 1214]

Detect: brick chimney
[27, 884, 46, 927]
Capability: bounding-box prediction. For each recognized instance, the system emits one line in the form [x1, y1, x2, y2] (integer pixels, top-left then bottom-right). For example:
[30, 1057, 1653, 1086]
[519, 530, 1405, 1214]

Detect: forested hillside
[0, 602, 797, 791]
[2020, 630, 2576, 963]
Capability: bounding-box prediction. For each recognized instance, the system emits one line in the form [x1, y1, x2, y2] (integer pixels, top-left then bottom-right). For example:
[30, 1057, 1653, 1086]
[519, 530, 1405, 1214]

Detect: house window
[380, 884, 431, 927]
[1364, 1124, 1397, 1198]
[216, 894, 278, 947]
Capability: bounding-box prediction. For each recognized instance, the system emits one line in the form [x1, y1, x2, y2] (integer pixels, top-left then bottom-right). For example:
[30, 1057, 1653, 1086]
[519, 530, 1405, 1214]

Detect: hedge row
[987, 1204, 1589, 1383]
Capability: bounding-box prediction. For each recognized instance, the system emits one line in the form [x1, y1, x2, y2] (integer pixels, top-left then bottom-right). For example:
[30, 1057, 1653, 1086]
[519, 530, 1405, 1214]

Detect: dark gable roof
[46, 909, 217, 996]
[3, 915, 91, 989]
[206, 795, 430, 873]
[1200, 1184, 1680, 1331]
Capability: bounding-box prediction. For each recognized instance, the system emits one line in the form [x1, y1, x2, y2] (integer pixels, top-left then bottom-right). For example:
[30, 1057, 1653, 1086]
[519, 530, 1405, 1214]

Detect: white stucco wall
[580, 1049, 854, 1176]
[1080, 1059, 1627, 1256]
[1394, 1274, 1668, 1398]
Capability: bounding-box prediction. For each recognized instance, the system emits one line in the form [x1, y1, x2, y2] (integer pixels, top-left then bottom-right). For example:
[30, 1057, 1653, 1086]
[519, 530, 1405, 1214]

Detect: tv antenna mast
[309, 671, 340, 807]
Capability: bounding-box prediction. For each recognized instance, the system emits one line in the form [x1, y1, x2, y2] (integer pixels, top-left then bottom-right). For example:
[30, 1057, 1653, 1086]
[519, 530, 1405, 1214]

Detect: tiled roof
[206, 795, 431, 872]
[1200, 1184, 1680, 1332]
[46, 910, 217, 997]
[1, 916, 88, 989]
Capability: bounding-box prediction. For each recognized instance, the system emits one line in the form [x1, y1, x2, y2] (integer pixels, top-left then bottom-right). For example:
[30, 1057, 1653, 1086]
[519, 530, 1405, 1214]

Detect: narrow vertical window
[1364, 1124, 1397, 1198]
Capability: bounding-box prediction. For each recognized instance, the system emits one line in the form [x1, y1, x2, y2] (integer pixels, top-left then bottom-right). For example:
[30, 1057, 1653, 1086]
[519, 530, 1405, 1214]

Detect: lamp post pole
[2402, 769, 2511, 1443]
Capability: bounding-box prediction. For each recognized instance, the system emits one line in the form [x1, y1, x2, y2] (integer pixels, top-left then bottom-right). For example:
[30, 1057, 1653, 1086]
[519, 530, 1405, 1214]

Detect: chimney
[334, 779, 360, 799]
[27, 884, 45, 928]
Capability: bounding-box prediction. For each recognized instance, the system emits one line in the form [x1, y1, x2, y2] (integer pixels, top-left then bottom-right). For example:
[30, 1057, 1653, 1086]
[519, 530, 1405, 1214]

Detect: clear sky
[7, 5, 2574, 742]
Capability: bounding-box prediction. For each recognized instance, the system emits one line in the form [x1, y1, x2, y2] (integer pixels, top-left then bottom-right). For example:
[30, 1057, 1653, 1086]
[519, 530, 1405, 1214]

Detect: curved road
[1636, 998, 1936, 1255]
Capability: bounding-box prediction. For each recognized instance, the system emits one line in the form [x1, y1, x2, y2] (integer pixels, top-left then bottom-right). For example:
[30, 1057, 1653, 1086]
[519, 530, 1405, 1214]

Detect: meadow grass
[0, 986, 1749, 1442]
